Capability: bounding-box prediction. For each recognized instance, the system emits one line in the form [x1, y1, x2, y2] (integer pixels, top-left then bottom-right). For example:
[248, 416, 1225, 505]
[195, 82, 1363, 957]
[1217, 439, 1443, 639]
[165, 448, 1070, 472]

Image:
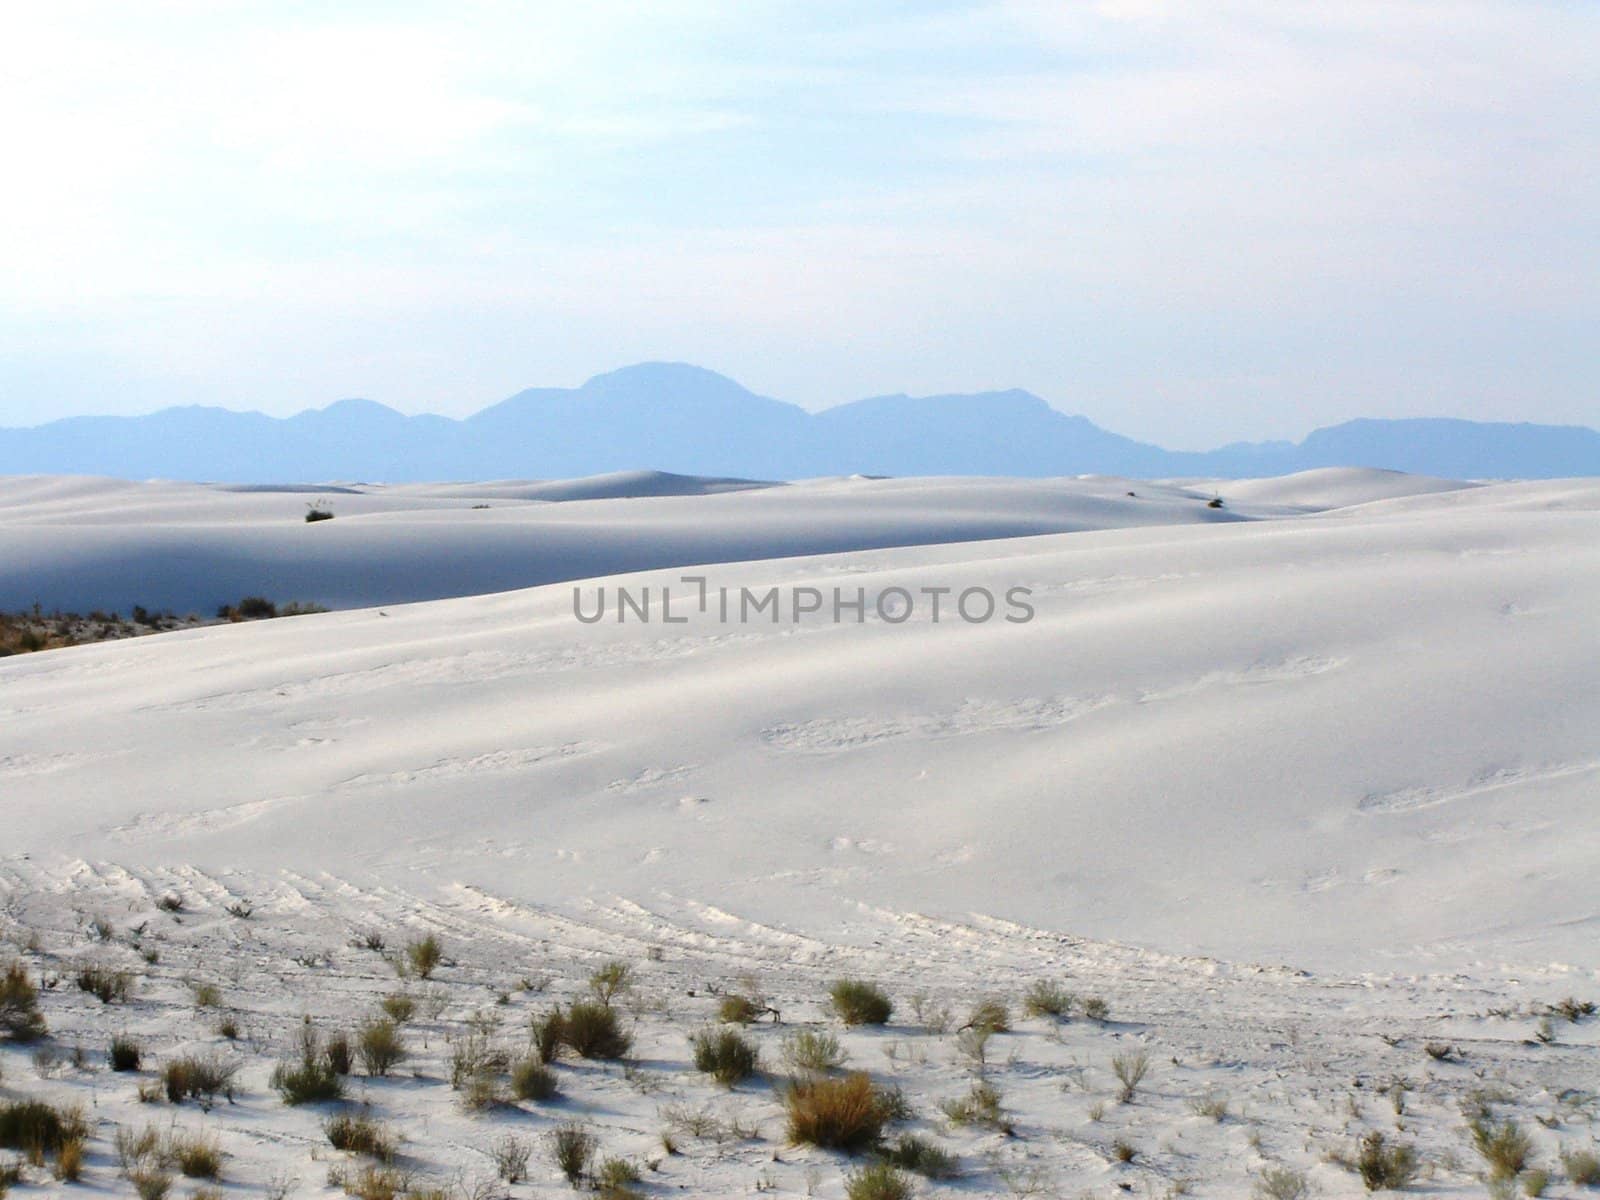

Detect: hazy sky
[2, 2, 1595, 447]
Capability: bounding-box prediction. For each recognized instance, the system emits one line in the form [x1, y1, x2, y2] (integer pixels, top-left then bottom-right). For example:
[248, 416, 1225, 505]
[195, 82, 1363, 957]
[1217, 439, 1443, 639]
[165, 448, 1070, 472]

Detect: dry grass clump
[166, 1129, 223, 1178]
[1022, 979, 1074, 1020]
[379, 992, 417, 1023]
[511, 1057, 560, 1101]
[1111, 1049, 1150, 1103]
[1253, 1165, 1311, 1200]
[325, 1111, 397, 1161]
[162, 1053, 241, 1106]
[75, 963, 135, 1003]
[52, 1132, 84, 1181]
[940, 1080, 1007, 1130]
[690, 1027, 760, 1085]
[1562, 1147, 1600, 1185]
[0, 1098, 87, 1159]
[272, 1026, 345, 1105]
[331, 1163, 414, 1199]
[549, 1123, 598, 1187]
[190, 981, 223, 1008]
[962, 997, 1010, 1033]
[1348, 1131, 1420, 1191]
[531, 1010, 565, 1063]
[845, 1161, 914, 1200]
[831, 979, 893, 1026]
[785, 1072, 890, 1152]
[595, 1155, 642, 1198]
[0, 963, 47, 1042]
[357, 1016, 407, 1076]
[492, 1133, 532, 1183]
[783, 1029, 846, 1074]
[1470, 1117, 1533, 1182]
[880, 1132, 958, 1179]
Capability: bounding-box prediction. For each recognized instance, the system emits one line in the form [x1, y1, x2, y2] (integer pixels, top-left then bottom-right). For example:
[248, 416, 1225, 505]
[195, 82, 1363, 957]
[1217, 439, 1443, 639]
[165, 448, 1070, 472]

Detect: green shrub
[511, 1057, 560, 1101]
[324, 1112, 396, 1161]
[940, 1080, 1005, 1129]
[357, 1017, 406, 1076]
[783, 1029, 846, 1074]
[0, 963, 47, 1042]
[595, 1155, 641, 1198]
[690, 1027, 760, 1085]
[589, 960, 634, 1007]
[1022, 979, 1074, 1019]
[109, 1034, 143, 1071]
[846, 1161, 913, 1200]
[1354, 1131, 1420, 1191]
[561, 1002, 632, 1060]
[1471, 1118, 1533, 1182]
[403, 935, 443, 980]
[785, 1072, 888, 1152]
[1253, 1166, 1311, 1200]
[830, 980, 893, 1026]
[548, 1123, 597, 1187]
[271, 1057, 343, 1105]
[532, 1010, 565, 1063]
[378, 993, 416, 1023]
[880, 1133, 958, 1179]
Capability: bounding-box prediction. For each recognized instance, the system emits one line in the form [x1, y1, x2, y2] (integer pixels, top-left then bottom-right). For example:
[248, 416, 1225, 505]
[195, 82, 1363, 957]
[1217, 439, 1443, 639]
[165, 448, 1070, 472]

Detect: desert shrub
[0, 963, 47, 1042]
[846, 1161, 913, 1200]
[831, 980, 892, 1026]
[531, 1010, 566, 1063]
[1562, 1148, 1600, 1185]
[596, 1156, 640, 1190]
[215, 1015, 240, 1040]
[336, 1164, 413, 1199]
[1188, 1089, 1229, 1121]
[0, 1099, 86, 1155]
[690, 1027, 760, 1085]
[549, 1123, 598, 1187]
[1111, 1049, 1150, 1103]
[271, 1041, 343, 1106]
[561, 1002, 632, 1059]
[325, 1112, 395, 1162]
[491, 1133, 532, 1183]
[191, 982, 222, 1008]
[511, 1057, 559, 1101]
[1253, 1166, 1311, 1200]
[305, 506, 335, 523]
[357, 1017, 406, 1077]
[379, 992, 416, 1023]
[162, 1054, 240, 1106]
[109, 1035, 143, 1071]
[167, 1129, 223, 1178]
[1354, 1131, 1420, 1191]
[1526, 1168, 1551, 1196]
[880, 1133, 958, 1179]
[1022, 979, 1074, 1019]
[76, 963, 134, 1003]
[156, 893, 184, 913]
[963, 997, 1010, 1033]
[719, 993, 766, 1024]
[940, 1080, 1005, 1130]
[1112, 1138, 1138, 1163]
[1553, 997, 1596, 1022]
[403, 935, 443, 980]
[325, 1031, 353, 1075]
[1081, 996, 1109, 1022]
[783, 1029, 846, 1074]
[785, 1072, 888, 1152]
[589, 960, 635, 1007]
[1424, 1041, 1455, 1061]
[53, 1132, 84, 1181]
[1471, 1118, 1533, 1182]
[131, 1167, 173, 1199]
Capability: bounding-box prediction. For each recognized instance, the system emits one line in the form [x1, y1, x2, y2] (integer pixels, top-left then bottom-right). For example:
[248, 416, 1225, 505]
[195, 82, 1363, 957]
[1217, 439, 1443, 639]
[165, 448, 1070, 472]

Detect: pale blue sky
[1, 2, 1595, 446]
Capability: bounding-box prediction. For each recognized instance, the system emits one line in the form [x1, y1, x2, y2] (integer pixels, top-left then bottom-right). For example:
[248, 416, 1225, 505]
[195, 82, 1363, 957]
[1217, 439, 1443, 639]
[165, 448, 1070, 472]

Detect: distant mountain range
[2, 362, 1596, 481]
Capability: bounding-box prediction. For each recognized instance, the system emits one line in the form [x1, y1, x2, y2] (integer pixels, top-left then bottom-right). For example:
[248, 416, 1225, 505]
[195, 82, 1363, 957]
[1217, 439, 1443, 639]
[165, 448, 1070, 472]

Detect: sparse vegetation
[162, 1053, 241, 1106]
[831, 979, 893, 1026]
[786, 1072, 890, 1151]
[491, 1133, 532, 1184]
[75, 963, 134, 1003]
[325, 1112, 396, 1161]
[690, 1027, 760, 1084]
[357, 1016, 407, 1076]
[940, 1080, 1006, 1130]
[511, 1056, 560, 1101]
[1563, 1148, 1600, 1186]
[1111, 1048, 1150, 1103]
[549, 1123, 598, 1187]
[962, 997, 1010, 1033]
[0, 963, 47, 1042]
[845, 1161, 914, 1200]
[1471, 1117, 1533, 1182]
[1022, 979, 1074, 1019]
[403, 934, 443, 980]
[1254, 1166, 1311, 1200]
[589, 960, 634, 1007]
[1352, 1131, 1420, 1191]
[880, 1133, 958, 1179]
[783, 1029, 847, 1074]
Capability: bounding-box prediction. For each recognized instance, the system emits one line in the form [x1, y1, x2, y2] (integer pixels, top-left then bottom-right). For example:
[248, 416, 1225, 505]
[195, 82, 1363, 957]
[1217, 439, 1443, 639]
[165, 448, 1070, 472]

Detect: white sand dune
[5, 470, 1597, 972]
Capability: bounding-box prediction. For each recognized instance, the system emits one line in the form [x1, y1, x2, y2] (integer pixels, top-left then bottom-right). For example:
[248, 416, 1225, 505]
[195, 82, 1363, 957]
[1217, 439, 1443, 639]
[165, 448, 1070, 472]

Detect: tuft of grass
[161, 1054, 240, 1106]
[1253, 1166, 1311, 1200]
[1353, 1131, 1420, 1191]
[785, 1072, 889, 1152]
[1022, 979, 1074, 1020]
[0, 962, 47, 1042]
[783, 1029, 846, 1074]
[190, 982, 223, 1008]
[962, 997, 1010, 1034]
[110, 1034, 143, 1072]
[940, 1080, 1006, 1130]
[325, 1030, 353, 1075]
[1562, 1147, 1600, 1185]
[531, 1010, 566, 1063]
[511, 1057, 560, 1101]
[718, 992, 772, 1024]
[324, 1112, 396, 1161]
[492, 1133, 532, 1184]
[880, 1133, 958, 1179]
[595, 1156, 642, 1199]
[831, 979, 893, 1026]
[271, 1034, 344, 1106]
[561, 1002, 633, 1060]
[690, 1027, 760, 1085]
[1081, 996, 1110, 1022]
[52, 1132, 84, 1181]
[167, 1129, 223, 1178]
[357, 1016, 407, 1077]
[548, 1123, 598, 1187]
[378, 992, 416, 1024]
[75, 963, 134, 1004]
[0, 1098, 87, 1155]
[845, 1161, 914, 1200]
[1471, 1118, 1533, 1182]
